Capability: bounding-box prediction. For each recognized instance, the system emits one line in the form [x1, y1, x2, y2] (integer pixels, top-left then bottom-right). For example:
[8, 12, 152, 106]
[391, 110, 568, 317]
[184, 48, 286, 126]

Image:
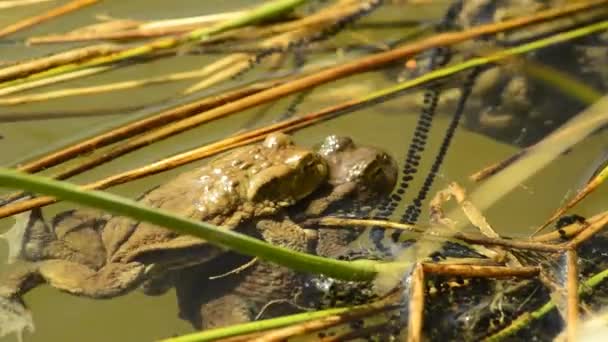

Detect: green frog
[172, 135, 398, 329]
[0, 133, 329, 338]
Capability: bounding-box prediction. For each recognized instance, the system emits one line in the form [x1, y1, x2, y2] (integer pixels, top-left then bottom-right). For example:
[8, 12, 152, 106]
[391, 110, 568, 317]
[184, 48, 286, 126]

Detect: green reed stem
[0, 0, 308, 90]
[362, 19, 608, 102]
[162, 306, 352, 342]
[0, 167, 401, 281]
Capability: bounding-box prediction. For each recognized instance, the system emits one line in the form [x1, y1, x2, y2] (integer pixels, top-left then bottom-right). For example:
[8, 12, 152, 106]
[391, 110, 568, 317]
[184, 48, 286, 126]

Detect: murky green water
[0, 1, 606, 341]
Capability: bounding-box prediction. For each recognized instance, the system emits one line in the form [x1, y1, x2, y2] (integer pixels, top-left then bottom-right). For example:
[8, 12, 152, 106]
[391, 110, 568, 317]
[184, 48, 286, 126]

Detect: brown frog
[0, 133, 329, 338]
[173, 135, 398, 330]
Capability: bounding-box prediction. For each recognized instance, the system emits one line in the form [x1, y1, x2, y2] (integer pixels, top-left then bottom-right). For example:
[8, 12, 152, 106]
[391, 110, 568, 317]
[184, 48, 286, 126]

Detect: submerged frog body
[173, 135, 398, 330]
[0, 133, 328, 338]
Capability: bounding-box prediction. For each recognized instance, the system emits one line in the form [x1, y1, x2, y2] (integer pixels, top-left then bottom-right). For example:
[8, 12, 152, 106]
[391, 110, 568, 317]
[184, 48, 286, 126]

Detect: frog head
[317, 135, 398, 203]
[246, 133, 328, 205]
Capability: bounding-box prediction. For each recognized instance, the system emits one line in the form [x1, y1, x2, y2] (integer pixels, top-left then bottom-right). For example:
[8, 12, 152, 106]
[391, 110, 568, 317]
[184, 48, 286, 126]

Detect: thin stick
[422, 264, 540, 278]
[407, 264, 425, 342]
[0, 0, 100, 38]
[307, 217, 564, 252]
[566, 249, 579, 342]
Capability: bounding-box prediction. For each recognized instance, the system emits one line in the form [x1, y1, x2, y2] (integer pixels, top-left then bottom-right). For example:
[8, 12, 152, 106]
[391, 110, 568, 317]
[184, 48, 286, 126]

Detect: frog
[0, 132, 329, 338]
[172, 135, 398, 330]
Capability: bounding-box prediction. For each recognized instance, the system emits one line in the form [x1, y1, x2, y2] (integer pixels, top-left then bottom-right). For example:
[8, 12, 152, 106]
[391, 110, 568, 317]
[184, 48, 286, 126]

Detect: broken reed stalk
[566, 249, 579, 342]
[7, 1, 605, 168]
[0, 44, 121, 83]
[4, 18, 608, 217]
[0, 0, 310, 89]
[0, 0, 100, 38]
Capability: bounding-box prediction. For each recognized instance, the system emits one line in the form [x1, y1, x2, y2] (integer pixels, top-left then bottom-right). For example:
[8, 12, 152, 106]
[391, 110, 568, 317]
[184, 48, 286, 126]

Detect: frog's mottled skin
[0, 133, 328, 338]
[173, 135, 398, 330]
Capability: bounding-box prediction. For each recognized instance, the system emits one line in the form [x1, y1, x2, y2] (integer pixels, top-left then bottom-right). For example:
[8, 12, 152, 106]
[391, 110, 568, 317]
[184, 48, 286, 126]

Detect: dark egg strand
[372, 0, 464, 223]
[400, 67, 482, 225]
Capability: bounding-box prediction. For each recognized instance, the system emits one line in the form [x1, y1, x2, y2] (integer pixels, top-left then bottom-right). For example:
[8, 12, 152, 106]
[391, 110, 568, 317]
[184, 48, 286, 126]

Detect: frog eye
[263, 132, 293, 149]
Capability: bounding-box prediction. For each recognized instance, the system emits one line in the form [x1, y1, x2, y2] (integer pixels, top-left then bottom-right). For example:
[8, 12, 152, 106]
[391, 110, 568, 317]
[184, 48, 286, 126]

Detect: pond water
[0, 1, 607, 341]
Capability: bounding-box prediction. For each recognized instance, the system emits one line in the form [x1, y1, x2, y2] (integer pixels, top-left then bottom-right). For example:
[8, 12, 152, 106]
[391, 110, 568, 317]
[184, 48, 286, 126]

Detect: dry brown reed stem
[421, 264, 540, 278]
[566, 211, 608, 248]
[0, 55, 255, 105]
[407, 264, 425, 342]
[566, 249, 579, 342]
[250, 295, 397, 342]
[14, 79, 282, 173]
[10, 0, 604, 164]
[0, 0, 100, 38]
[0, 44, 121, 83]
[307, 217, 564, 252]
[0, 96, 358, 217]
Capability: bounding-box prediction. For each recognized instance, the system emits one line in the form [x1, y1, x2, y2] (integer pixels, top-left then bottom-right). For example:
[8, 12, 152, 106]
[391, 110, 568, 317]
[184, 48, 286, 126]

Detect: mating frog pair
[0, 133, 397, 335]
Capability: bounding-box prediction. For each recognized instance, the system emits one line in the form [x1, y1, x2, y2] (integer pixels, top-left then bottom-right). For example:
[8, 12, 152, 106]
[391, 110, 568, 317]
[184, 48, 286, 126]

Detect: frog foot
[0, 292, 34, 342]
[0, 208, 50, 264]
[0, 211, 31, 264]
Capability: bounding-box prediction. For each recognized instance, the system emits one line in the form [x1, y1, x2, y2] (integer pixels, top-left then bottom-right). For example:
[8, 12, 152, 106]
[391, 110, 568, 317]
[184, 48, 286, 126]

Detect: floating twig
[407, 264, 425, 342]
